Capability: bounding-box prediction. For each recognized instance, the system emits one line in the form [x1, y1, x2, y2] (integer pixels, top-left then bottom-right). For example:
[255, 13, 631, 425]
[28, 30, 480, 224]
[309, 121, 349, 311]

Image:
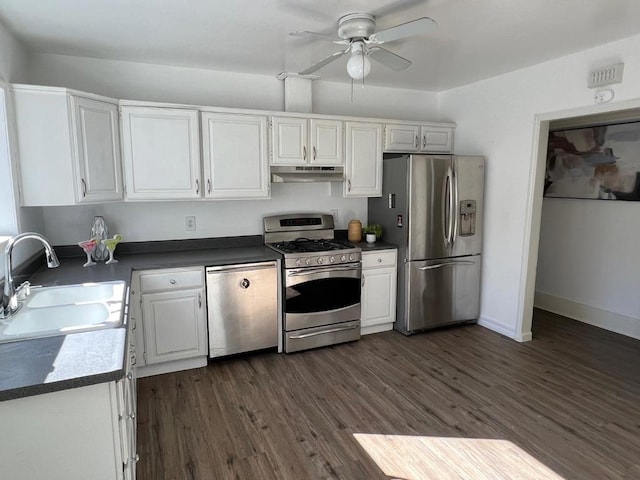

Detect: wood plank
[136, 309, 640, 479]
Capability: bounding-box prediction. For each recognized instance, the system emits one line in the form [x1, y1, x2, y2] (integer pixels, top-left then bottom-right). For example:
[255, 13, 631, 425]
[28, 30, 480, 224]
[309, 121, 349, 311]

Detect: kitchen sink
[0, 281, 126, 343]
[26, 282, 124, 308]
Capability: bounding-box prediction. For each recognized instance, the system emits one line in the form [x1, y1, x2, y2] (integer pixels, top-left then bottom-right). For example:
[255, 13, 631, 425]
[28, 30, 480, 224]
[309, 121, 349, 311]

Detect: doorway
[519, 99, 640, 341]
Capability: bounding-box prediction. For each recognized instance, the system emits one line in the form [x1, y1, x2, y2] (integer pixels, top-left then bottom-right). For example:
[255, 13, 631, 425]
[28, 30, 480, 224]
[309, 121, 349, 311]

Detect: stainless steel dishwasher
[206, 261, 278, 358]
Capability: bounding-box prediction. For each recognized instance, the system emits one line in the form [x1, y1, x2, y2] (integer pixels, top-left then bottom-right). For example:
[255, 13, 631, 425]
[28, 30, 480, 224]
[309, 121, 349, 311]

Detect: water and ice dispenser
[459, 199, 477, 236]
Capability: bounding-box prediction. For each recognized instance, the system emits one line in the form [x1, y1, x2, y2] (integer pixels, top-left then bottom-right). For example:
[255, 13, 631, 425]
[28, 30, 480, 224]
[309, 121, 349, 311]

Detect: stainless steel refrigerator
[368, 154, 484, 335]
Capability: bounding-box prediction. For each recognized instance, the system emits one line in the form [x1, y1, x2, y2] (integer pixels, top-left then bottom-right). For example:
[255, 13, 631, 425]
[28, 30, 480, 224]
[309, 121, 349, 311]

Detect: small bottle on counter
[347, 219, 362, 243]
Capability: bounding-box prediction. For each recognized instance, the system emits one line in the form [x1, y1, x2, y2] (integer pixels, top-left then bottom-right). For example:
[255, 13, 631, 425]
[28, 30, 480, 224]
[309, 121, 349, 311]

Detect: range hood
[271, 165, 344, 183]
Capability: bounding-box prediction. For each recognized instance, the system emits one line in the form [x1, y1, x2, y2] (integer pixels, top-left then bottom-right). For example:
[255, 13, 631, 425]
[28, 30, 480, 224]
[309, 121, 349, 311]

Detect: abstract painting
[545, 121, 640, 200]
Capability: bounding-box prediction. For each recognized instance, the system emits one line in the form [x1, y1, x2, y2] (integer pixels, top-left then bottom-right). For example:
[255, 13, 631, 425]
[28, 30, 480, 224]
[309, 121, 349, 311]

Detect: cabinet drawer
[362, 249, 397, 269]
[139, 267, 204, 293]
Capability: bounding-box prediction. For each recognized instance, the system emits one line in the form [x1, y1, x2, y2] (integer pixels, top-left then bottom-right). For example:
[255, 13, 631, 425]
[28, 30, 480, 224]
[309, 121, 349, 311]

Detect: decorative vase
[90, 216, 109, 261]
[366, 233, 376, 244]
[348, 220, 362, 243]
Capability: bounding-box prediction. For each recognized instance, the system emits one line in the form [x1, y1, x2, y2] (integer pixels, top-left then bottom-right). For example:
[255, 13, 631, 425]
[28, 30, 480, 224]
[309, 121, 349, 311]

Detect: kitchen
[1, 1, 640, 479]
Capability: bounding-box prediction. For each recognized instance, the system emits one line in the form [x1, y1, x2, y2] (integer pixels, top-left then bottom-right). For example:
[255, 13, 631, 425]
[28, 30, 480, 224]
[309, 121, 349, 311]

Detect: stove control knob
[317, 257, 324, 264]
[295, 259, 301, 267]
[305, 258, 311, 266]
[329, 256, 335, 263]
[349, 254, 355, 261]
[340, 255, 346, 262]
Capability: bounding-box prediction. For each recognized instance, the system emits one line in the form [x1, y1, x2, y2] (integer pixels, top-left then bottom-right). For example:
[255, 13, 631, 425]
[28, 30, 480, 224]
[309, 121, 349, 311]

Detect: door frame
[517, 96, 640, 341]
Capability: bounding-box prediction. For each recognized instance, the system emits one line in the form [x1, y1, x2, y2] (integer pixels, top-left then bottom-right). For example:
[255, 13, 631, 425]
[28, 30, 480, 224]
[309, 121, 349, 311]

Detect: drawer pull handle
[377, 258, 382, 262]
[170, 279, 176, 285]
[240, 278, 250, 289]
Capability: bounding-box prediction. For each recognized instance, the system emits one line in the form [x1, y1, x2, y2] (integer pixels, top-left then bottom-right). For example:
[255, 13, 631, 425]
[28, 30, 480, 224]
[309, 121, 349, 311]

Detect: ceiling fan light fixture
[346, 42, 371, 80]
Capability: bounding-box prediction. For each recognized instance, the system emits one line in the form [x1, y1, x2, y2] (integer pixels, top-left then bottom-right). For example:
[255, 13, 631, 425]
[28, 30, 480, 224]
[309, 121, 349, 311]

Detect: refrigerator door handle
[446, 166, 454, 245]
[418, 260, 476, 270]
[451, 166, 459, 245]
[442, 168, 450, 246]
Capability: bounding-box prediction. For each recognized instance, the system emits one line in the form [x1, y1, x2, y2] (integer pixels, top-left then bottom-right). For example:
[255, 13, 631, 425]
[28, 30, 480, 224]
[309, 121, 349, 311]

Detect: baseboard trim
[136, 356, 208, 378]
[477, 315, 525, 341]
[534, 291, 640, 340]
[361, 323, 394, 336]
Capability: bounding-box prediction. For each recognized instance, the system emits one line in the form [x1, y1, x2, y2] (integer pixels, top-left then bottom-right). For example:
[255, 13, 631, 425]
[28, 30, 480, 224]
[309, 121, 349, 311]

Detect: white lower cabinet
[361, 249, 397, 335]
[0, 338, 137, 480]
[131, 267, 208, 377]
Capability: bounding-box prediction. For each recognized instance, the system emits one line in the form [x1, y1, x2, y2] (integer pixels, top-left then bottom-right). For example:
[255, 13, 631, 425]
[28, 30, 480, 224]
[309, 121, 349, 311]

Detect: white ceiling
[1, 0, 640, 91]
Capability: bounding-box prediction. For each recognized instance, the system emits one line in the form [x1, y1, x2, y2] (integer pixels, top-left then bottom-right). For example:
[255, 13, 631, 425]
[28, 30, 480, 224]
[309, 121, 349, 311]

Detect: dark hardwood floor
[136, 310, 640, 479]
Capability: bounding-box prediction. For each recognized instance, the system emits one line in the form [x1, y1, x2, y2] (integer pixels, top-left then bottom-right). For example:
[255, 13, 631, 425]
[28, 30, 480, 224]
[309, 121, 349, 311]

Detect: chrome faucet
[1, 232, 60, 318]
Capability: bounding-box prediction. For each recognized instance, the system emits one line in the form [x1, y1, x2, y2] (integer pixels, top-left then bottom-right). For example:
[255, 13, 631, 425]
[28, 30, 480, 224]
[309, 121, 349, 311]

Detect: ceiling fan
[290, 13, 437, 80]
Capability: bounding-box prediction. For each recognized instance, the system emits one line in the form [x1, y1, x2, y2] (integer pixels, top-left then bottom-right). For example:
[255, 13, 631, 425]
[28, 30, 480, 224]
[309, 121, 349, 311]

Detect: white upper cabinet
[384, 124, 421, 152]
[202, 112, 269, 199]
[270, 116, 343, 166]
[121, 106, 202, 200]
[73, 97, 123, 203]
[12, 86, 123, 206]
[309, 119, 343, 165]
[384, 123, 454, 153]
[344, 121, 382, 197]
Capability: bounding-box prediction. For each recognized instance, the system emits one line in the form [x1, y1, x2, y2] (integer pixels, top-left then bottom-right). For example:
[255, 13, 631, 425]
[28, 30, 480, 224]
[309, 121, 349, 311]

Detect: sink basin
[0, 281, 126, 343]
[26, 282, 124, 308]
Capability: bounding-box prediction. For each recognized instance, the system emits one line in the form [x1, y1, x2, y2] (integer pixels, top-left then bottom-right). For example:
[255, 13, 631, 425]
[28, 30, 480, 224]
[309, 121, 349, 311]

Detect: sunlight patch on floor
[353, 434, 565, 480]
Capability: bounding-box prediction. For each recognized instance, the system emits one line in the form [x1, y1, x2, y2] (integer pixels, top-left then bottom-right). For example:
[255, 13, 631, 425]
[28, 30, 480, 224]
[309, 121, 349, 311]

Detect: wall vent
[588, 63, 624, 88]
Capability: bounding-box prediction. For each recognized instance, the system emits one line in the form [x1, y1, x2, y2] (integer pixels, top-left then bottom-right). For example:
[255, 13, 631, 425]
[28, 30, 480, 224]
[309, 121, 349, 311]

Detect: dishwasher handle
[206, 261, 277, 274]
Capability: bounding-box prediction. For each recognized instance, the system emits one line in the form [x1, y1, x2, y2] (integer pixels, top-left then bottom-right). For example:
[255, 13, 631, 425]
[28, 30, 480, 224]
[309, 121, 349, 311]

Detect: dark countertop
[0, 243, 281, 401]
[351, 240, 398, 252]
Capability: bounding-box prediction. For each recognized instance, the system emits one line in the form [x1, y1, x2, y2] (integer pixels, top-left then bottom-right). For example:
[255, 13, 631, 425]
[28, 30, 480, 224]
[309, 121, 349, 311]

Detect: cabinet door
[121, 107, 202, 200]
[270, 116, 308, 165]
[202, 112, 269, 199]
[421, 125, 453, 153]
[361, 266, 397, 329]
[384, 124, 420, 152]
[344, 121, 382, 197]
[309, 119, 342, 165]
[72, 97, 123, 202]
[141, 288, 207, 364]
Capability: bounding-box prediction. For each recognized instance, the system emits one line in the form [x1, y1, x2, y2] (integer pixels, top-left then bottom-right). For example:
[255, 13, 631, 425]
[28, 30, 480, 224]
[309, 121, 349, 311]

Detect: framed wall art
[545, 121, 640, 201]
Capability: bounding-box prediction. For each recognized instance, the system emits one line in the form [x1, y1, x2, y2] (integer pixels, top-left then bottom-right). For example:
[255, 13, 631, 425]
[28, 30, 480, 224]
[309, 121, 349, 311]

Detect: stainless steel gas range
[264, 213, 362, 353]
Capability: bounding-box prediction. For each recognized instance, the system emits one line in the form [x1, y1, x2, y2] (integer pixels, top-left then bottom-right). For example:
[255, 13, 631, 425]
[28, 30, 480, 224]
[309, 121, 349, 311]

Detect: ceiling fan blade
[367, 47, 412, 71]
[289, 31, 343, 43]
[368, 17, 437, 44]
[298, 49, 348, 76]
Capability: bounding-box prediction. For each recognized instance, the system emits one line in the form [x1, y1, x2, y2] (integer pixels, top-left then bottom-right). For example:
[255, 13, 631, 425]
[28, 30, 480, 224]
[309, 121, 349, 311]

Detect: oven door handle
[289, 324, 359, 339]
[287, 265, 361, 277]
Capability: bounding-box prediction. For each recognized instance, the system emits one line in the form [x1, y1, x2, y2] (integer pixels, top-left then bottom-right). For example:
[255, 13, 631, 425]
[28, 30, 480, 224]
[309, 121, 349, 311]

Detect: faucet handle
[16, 281, 31, 301]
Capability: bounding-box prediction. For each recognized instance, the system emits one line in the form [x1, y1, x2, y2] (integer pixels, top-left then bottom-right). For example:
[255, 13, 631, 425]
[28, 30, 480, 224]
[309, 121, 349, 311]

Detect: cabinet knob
[170, 279, 176, 285]
[377, 257, 382, 263]
[240, 278, 250, 289]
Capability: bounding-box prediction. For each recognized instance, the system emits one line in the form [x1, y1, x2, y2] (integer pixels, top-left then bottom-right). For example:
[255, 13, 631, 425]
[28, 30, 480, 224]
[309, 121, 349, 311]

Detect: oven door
[284, 263, 361, 331]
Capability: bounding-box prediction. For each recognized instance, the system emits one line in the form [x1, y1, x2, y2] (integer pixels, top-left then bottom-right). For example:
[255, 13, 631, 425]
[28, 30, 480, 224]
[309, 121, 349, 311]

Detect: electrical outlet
[185, 216, 196, 231]
[330, 209, 339, 222]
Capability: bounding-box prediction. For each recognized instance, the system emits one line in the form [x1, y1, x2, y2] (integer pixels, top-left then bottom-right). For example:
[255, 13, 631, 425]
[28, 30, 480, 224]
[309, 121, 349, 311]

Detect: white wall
[0, 19, 28, 83]
[42, 183, 366, 245]
[28, 53, 439, 121]
[0, 21, 46, 278]
[439, 33, 640, 340]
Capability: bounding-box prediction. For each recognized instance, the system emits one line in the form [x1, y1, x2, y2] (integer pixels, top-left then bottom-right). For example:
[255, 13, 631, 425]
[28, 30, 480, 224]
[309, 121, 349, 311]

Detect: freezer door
[451, 156, 484, 257]
[405, 256, 481, 332]
[408, 155, 452, 261]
